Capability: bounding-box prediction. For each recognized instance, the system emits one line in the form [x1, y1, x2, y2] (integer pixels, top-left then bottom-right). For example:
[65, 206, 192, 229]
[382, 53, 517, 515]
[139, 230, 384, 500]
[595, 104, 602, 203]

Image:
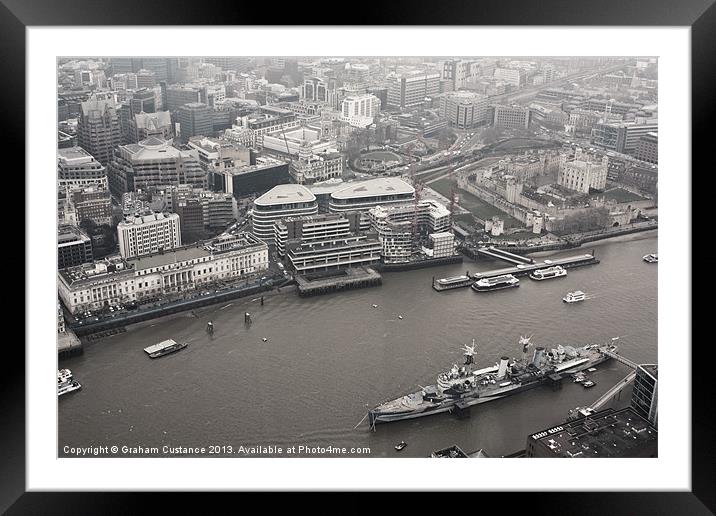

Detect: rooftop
[529, 407, 657, 458]
[254, 184, 316, 207]
[57, 146, 97, 164]
[331, 177, 414, 201]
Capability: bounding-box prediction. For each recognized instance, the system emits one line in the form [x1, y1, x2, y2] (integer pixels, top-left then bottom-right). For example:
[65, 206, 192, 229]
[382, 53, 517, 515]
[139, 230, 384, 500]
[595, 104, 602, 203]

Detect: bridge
[589, 370, 637, 411]
[474, 246, 533, 266]
[603, 349, 640, 369]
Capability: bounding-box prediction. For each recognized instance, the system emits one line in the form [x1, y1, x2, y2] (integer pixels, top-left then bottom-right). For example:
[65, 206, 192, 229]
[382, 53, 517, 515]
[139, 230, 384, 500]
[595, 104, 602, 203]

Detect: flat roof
[254, 184, 316, 207]
[331, 177, 414, 201]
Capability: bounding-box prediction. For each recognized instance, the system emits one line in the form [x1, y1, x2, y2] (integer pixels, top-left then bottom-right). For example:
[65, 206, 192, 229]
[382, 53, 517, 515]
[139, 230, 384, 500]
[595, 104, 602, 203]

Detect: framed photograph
[7, 0, 712, 511]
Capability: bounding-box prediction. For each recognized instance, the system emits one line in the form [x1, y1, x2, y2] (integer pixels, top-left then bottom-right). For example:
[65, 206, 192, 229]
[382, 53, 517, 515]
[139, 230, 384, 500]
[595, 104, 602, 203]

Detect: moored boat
[472, 274, 519, 292]
[529, 265, 567, 281]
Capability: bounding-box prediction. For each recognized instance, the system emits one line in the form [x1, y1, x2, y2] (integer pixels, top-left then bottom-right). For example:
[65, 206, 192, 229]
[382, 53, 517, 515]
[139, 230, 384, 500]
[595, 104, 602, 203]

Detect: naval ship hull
[369, 350, 614, 426]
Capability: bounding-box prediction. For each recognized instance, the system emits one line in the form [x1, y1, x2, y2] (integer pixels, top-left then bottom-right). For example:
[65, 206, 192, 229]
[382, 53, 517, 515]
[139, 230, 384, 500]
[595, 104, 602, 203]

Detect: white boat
[144, 339, 187, 359]
[58, 380, 82, 396]
[563, 290, 586, 303]
[472, 274, 519, 292]
[530, 265, 567, 281]
[643, 253, 658, 263]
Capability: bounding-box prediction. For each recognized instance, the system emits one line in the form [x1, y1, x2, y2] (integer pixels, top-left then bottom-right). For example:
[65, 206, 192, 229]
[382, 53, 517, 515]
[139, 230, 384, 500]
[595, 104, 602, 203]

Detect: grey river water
[59, 231, 657, 458]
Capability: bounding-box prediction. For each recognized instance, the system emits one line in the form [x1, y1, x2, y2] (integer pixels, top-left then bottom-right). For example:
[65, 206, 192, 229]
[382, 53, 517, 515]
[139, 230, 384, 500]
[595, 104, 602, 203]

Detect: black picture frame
[6, 0, 711, 512]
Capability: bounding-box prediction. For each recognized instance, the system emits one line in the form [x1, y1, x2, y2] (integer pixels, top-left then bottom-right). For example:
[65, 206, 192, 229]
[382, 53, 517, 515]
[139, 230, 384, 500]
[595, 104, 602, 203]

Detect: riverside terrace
[57, 233, 269, 316]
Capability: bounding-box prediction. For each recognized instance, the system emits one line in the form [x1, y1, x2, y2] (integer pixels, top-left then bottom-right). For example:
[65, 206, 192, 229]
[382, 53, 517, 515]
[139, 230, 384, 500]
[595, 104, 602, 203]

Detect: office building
[631, 364, 658, 428]
[387, 71, 441, 110]
[165, 84, 203, 112]
[493, 105, 531, 130]
[525, 407, 657, 458]
[634, 132, 658, 165]
[131, 111, 173, 142]
[107, 137, 206, 195]
[439, 91, 488, 129]
[440, 59, 478, 91]
[58, 233, 268, 314]
[211, 157, 291, 199]
[57, 146, 108, 191]
[58, 225, 93, 269]
[368, 199, 451, 263]
[251, 184, 318, 246]
[340, 94, 381, 128]
[117, 211, 181, 259]
[77, 98, 121, 165]
[274, 212, 361, 257]
[70, 187, 113, 225]
[289, 146, 343, 185]
[178, 102, 214, 142]
[592, 121, 659, 154]
[329, 177, 416, 227]
[493, 67, 525, 88]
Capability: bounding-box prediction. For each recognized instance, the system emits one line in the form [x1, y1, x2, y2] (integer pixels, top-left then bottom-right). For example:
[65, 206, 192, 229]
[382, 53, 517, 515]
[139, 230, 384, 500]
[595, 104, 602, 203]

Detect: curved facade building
[251, 185, 318, 246]
[329, 177, 415, 214]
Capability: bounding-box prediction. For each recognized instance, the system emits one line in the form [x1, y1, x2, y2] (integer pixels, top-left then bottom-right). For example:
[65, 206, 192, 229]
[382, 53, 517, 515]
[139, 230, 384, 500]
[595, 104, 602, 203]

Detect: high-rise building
[440, 59, 478, 91]
[439, 91, 488, 129]
[387, 71, 441, 110]
[177, 102, 214, 142]
[77, 98, 121, 165]
[165, 84, 203, 112]
[131, 111, 173, 142]
[340, 94, 381, 128]
[631, 364, 658, 428]
[57, 146, 108, 191]
[107, 137, 206, 195]
[117, 211, 181, 259]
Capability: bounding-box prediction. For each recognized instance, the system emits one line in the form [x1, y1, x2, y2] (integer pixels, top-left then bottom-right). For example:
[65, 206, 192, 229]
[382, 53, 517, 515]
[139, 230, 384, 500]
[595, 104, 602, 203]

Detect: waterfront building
[634, 132, 658, 165]
[251, 184, 318, 246]
[107, 137, 206, 196]
[558, 147, 609, 194]
[57, 146, 108, 191]
[274, 212, 361, 257]
[439, 91, 489, 129]
[340, 94, 381, 128]
[77, 98, 121, 165]
[274, 212, 381, 274]
[58, 225, 93, 269]
[631, 364, 658, 428]
[58, 233, 268, 314]
[387, 71, 441, 110]
[525, 407, 657, 458]
[493, 105, 531, 130]
[117, 211, 181, 259]
[424, 231, 456, 258]
[368, 199, 451, 263]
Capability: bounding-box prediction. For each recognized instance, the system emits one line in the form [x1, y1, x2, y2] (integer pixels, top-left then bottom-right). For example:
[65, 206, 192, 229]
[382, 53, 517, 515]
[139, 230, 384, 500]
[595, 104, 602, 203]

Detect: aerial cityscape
[57, 56, 658, 458]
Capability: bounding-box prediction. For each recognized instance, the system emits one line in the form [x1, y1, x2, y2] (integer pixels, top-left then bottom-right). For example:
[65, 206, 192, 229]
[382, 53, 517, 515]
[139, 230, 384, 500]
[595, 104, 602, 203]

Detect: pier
[295, 266, 382, 297]
[473, 246, 534, 265]
[433, 252, 599, 290]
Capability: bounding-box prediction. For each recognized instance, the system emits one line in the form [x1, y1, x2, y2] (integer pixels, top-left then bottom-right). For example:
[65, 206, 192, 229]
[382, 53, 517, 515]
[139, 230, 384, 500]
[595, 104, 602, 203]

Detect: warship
[367, 336, 619, 427]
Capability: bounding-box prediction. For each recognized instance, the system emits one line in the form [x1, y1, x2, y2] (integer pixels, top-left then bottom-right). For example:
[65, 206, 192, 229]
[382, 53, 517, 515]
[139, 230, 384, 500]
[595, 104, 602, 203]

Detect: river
[59, 231, 657, 458]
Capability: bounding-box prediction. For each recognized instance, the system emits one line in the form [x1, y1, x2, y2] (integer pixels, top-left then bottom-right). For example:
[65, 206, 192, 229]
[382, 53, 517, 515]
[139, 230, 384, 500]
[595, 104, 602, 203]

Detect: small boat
[398, 315, 403, 320]
[587, 367, 597, 372]
[572, 372, 587, 383]
[563, 290, 586, 303]
[582, 380, 596, 388]
[472, 274, 520, 292]
[643, 253, 658, 263]
[395, 441, 407, 451]
[372, 304, 378, 308]
[144, 339, 188, 359]
[262, 337, 268, 342]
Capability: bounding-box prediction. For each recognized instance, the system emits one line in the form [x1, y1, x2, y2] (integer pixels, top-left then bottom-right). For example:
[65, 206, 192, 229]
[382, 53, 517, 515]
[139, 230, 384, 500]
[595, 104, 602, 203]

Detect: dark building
[175, 198, 204, 241]
[631, 365, 658, 427]
[71, 187, 113, 225]
[525, 407, 657, 458]
[110, 57, 143, 75]
[619, 164, 658, 194]
[165, 85, 203, 112]
[141, 58, 171, 82]
[211, 160, 290, 199]
[177, 102, 214, 142]
[58, 225, 93, 269]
